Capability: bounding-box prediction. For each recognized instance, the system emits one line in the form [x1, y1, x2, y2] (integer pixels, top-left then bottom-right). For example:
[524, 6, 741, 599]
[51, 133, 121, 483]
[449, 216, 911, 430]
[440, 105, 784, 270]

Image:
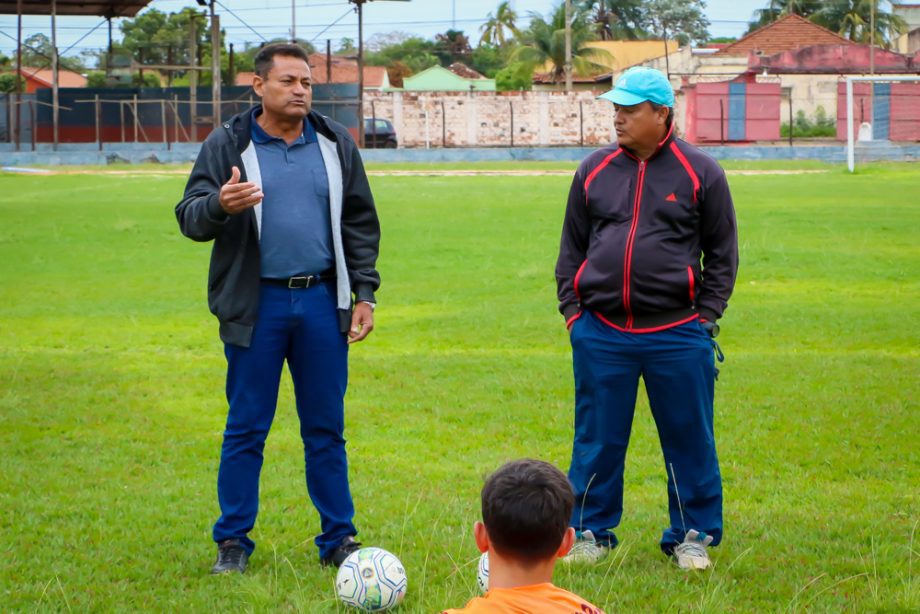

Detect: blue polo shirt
[251, 109, 334, 279]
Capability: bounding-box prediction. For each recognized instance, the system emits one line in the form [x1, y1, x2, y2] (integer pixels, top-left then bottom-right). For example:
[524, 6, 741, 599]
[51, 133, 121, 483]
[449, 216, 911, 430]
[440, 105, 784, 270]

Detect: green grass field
[0, 162, 917, 613]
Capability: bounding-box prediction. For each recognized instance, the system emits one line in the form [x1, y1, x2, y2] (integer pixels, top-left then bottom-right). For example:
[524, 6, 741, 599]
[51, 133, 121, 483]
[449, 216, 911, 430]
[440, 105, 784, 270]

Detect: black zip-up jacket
[176, 107, 380, 347]
[556, 127, 738, 331]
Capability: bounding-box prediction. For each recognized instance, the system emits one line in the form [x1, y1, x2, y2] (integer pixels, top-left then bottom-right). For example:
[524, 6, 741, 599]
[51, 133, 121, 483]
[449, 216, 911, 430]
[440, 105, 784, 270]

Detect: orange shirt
[442, 583, 605, 614]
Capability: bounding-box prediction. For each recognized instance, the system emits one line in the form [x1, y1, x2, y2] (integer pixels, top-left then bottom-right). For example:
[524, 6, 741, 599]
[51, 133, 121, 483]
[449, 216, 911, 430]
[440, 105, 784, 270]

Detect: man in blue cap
[555, 67, 738, 570]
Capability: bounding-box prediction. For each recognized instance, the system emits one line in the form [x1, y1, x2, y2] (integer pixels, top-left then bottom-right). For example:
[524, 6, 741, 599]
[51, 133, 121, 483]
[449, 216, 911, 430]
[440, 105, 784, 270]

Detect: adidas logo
[665, 193, 677, 202]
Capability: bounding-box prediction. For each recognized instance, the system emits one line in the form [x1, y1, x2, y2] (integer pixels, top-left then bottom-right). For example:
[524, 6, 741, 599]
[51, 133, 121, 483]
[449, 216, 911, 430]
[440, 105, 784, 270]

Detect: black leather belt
[262, 270, 335, 289]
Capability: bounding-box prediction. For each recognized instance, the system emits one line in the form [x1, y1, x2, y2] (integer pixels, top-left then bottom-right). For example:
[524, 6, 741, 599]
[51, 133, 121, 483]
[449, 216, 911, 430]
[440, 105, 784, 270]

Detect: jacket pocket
[587, 176, 634, 224]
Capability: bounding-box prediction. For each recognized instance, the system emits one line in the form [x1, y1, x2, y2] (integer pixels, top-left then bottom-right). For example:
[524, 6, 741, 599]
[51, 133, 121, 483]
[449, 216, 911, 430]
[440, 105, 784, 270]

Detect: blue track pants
[567, 310, 723, 552]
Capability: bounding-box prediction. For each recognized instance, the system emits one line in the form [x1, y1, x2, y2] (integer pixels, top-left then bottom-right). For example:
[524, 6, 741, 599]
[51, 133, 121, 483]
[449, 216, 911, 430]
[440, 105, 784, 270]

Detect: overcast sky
[1, 0, 768, 60]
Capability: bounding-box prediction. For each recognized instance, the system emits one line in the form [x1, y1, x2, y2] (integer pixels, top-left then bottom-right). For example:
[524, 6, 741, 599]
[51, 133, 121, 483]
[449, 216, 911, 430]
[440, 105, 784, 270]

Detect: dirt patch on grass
[4, 167, 830, 178]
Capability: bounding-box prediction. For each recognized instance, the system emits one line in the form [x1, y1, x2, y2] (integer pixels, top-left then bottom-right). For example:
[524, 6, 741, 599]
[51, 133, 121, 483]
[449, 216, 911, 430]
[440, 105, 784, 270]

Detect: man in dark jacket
[175, 43, 380, 574]
[556, 67, 738, 570]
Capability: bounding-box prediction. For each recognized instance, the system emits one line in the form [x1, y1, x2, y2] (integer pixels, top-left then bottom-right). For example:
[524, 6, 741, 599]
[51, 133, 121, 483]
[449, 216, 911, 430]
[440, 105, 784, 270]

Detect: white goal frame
[846, 75, 920, 172]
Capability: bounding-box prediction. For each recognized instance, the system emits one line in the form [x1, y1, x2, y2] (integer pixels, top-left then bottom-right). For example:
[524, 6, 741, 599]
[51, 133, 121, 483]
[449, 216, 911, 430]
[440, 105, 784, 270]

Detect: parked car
[364, 118, 397, 148]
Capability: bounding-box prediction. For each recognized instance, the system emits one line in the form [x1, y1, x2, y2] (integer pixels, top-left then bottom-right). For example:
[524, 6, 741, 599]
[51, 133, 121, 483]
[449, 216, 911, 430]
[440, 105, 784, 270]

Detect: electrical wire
[214, 0, 269, 42]
[310, 7, 356, 43]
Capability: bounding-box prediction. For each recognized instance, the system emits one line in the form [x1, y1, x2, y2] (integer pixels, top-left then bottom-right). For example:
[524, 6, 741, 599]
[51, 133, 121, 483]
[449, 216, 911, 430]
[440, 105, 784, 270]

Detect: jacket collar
[226, 104, 339, 153]
[621, 122, 676, 162]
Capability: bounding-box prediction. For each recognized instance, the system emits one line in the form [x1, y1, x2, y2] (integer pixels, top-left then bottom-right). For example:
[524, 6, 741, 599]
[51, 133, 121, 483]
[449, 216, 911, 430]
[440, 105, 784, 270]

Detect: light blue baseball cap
[598, 67, 675, 107]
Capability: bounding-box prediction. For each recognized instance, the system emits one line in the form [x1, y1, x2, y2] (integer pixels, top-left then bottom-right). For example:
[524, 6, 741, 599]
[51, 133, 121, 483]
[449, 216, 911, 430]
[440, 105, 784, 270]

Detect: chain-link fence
[2, 84, 359, 151]
[6, 79, 918, 151]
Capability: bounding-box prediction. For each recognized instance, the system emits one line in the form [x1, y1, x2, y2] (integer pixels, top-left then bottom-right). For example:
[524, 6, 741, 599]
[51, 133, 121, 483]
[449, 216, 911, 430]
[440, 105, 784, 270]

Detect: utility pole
[189, 16, 198, 141]
[228, 43, 235, 86]
[869, 0, 876, 75]
[167, 45, 174, 86]
[349, 0, 410, 147]
[357, 0, 365, 146]
[663, 27, 671, 80]
[564, 0, 573, 92]
[292, 0, 297, 43]
[14, 0, 22, 150]
[51, 0, 59, 150]
[210, 0, 221, 127]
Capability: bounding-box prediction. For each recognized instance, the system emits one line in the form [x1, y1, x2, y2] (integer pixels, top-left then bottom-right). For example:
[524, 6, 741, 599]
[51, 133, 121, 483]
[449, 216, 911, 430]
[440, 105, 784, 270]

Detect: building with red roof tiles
[12, 66, 87, 93]
[716, 14, 853, 57]
[233, 56, 389, 90]
[306, 53, 390, 90]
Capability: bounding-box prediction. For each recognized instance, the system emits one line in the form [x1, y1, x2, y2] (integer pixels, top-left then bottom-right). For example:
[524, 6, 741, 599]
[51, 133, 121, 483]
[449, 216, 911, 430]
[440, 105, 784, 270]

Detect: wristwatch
[358, 301, 376, 312]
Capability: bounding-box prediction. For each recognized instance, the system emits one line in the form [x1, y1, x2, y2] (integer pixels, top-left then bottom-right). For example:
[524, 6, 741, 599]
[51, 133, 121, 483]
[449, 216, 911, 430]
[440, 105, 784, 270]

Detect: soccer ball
[335, 547, 407, 611]
[476, 552, 489, 593]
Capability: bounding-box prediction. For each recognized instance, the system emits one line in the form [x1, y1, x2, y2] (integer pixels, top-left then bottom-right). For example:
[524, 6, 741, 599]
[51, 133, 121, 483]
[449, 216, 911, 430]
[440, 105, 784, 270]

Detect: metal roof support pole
[357, 0, 365, 147]
[14, 0, 22, 151]
[52, 0, 59, 150]
[210, 0, 221, 129]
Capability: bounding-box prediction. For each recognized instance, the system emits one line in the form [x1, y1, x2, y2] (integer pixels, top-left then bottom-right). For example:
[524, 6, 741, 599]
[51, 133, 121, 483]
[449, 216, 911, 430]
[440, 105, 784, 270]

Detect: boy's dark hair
[254, 43, 310, 78]
[481, 459, 574, 561]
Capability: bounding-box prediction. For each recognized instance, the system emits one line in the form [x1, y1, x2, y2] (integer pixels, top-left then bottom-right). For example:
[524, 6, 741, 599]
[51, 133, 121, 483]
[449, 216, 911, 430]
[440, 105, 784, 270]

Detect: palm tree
[579, 0, 648, 41]
[480, 1, 520, 47]
[747, 0, 822, 33]
[513, 3, 611, 84]
[813, 0, 906, 48]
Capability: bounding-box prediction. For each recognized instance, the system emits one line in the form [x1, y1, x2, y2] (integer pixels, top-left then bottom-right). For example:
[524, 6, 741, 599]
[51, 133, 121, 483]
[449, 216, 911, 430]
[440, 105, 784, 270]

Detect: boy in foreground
[443, 459, 605, 613]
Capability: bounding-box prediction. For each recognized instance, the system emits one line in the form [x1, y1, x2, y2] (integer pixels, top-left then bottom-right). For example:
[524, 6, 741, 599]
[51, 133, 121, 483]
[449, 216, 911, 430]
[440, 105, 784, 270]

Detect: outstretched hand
[219, 166, 263, 214]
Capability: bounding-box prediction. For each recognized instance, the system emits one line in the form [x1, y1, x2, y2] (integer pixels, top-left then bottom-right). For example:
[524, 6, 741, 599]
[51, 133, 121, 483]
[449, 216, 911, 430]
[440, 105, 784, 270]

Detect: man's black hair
[254, 43, 310, 78]
[481, 459, 574, 562]
[649, 101, 674, 129]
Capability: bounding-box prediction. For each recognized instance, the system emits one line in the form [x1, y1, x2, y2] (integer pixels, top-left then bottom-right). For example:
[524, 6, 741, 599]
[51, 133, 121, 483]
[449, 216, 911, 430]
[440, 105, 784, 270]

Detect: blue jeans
[567, 311, 722, 551]
[212, 281, 356, 559]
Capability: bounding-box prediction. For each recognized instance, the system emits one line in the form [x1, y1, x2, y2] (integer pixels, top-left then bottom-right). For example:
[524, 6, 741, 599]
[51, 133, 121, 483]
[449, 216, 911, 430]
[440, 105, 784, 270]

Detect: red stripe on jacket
[670, 141, 701, 203]
[583, 149, 623, 205]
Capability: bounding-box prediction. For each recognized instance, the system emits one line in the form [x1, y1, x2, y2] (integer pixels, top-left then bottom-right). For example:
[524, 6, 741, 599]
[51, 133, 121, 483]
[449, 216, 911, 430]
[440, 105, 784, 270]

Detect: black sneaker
[320, 536, 362, 568]
[210, 539, 249, 574]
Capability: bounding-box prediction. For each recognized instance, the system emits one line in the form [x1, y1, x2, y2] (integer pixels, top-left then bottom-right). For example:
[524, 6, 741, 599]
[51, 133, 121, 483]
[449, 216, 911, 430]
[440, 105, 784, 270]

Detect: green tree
[336, 38, 357, 55]
[513, 3, 611, 84]
[470, 43, 511, 77]
[0, 73, 25, 93]
[579, 0, 649, 40]
[85, 71, 107, 87]
[365, 37, 439, 74]
[479, 1, 520, 46]
[747, 0, 822, 32]
[645, 0, 710, 46]
[813, 0, 906, 47]
[434, 29, 473, 66]
[495, 61, 533, 90]
[17, 33, 85, 71]
[119, 7, 208, 67]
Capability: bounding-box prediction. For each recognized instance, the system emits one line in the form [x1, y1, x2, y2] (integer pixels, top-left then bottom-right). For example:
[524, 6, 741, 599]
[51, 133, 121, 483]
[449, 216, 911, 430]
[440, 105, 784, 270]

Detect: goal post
[845, 75, 920, 172]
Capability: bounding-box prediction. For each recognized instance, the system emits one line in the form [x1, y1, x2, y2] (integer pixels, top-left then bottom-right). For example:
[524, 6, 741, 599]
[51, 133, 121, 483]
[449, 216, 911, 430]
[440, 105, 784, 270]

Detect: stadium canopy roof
[0, 0, 152, 17]
[4, 0, 156, 151]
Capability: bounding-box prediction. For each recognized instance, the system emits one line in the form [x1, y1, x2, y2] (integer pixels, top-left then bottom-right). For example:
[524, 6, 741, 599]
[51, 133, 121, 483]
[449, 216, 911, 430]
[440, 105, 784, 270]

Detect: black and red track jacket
[556, 127, 738, 332]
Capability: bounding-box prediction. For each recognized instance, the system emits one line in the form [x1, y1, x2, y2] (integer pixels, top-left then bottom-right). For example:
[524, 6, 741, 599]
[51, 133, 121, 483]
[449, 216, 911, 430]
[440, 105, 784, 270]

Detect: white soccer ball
[476, 552, 489, 593]
[335, 547, 407, 611]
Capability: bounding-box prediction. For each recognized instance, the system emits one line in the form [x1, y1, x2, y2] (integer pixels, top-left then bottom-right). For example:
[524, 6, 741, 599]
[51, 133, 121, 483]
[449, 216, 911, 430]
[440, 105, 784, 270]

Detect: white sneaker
[673, 529, 713, 570]
[561, 530, 607, 564]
